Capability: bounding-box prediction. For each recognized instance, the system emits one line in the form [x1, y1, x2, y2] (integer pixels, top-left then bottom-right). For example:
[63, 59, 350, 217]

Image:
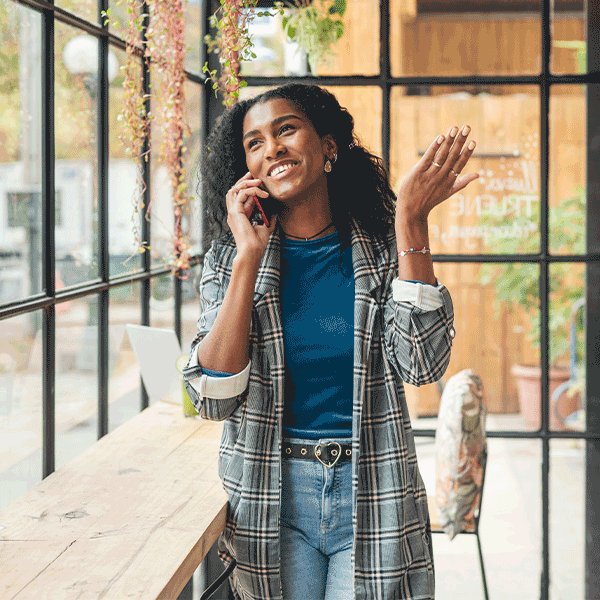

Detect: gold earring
[324, 159, 332, 173]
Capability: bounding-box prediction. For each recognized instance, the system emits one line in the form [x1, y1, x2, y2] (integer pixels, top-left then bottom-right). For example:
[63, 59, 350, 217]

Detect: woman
[183, 83, 478, 600]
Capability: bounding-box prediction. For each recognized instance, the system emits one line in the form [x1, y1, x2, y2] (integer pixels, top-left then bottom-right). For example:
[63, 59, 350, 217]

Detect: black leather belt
[281, 441, 352, 468]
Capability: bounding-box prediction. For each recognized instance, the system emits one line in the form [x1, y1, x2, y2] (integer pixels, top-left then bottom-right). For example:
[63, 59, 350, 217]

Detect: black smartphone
[250, 195, 278, 227]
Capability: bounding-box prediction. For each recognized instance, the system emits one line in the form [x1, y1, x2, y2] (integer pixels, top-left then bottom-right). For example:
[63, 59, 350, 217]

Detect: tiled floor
[414, 415, 586, 600]
[1, 385, 588, 600]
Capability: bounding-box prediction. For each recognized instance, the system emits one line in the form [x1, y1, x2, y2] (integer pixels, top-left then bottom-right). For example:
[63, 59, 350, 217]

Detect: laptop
[126, 324, 185, 405]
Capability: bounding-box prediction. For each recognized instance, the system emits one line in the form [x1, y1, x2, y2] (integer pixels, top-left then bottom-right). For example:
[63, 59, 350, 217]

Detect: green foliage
[203, 0, 284, 106]
[282, 0, 346, 74]
[553, 40, 587, 74]
[479, 188, 586, 365]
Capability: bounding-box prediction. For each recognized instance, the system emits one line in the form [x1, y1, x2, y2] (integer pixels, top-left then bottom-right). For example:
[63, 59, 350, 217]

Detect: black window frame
[1, 0, 598, 597]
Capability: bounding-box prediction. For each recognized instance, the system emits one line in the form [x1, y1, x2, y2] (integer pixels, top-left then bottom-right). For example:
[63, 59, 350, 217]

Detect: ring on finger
[433, 161, 443, 168]
[450, 168, 459, 177]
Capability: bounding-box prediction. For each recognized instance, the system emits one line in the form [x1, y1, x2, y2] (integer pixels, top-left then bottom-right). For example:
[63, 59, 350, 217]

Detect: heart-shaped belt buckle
[314, 442, 342, 468]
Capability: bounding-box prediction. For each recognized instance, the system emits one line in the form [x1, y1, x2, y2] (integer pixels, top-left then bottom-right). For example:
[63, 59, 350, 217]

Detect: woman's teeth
[271, 163, 295, 177]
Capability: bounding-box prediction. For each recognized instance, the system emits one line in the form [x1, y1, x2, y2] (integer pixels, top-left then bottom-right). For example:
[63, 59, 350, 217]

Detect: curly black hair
[200, 83, 396, 253]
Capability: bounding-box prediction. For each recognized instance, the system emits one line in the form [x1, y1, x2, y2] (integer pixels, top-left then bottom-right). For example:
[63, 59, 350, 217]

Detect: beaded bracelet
[398, 246, 430, 257]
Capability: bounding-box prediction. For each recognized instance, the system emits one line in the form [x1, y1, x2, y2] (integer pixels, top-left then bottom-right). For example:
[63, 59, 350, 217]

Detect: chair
[551, 297, 585, 431]
[429, 369, 489, 600]
[428, 451, 489, 600]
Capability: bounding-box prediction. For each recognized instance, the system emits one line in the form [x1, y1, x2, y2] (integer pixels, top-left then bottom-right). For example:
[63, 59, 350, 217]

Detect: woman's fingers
[445, 137, 478, 197]
[428, 126, 459, 171]
[226, 176, 265, 208]
[449, 138, 477, 177]
[431, 126, 471, 172]
[419, 134, 445, 171]
[450, 171, 479, 196]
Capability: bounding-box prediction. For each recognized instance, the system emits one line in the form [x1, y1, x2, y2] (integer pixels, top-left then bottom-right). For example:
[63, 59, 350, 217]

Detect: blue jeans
[279, 436, 354, 600]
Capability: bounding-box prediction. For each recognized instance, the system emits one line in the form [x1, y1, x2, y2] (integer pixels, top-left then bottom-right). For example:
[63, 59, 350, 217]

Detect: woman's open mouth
[268, 162, 298, 180]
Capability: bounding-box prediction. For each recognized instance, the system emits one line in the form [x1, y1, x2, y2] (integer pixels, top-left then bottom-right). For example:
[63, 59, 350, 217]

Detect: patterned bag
[435, 369, 487, 540]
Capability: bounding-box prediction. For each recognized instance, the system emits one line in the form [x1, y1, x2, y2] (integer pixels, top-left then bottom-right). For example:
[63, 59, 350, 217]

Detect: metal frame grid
[2, 0, 207, 474]
[1, 0, 598, 597]
[217, 1, 599, 597]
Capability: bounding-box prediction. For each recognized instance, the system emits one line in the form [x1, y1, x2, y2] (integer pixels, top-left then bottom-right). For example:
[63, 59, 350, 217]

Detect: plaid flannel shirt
[183, 218, 455, 600]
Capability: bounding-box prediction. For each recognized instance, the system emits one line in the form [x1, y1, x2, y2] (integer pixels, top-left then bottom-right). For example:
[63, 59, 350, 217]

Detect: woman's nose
[264, 137, 286, 160]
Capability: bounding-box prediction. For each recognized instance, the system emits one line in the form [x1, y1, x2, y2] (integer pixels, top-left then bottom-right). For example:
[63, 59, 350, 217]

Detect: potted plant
[282, 0, 346, 74]
[479, 187, 585, 429]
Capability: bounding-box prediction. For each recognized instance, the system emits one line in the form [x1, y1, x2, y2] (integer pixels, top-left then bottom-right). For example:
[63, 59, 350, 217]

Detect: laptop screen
[125, 324, 183, 404]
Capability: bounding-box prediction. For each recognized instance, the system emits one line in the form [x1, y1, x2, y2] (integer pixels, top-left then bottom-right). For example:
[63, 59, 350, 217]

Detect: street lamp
[63, 35, 119, 97]
[62, 35, 118, 370]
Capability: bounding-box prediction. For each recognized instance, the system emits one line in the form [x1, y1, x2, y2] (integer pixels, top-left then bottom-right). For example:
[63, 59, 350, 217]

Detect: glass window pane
[149, 74, 201, 268]
[55, 296, 99, 470]
[55, 24, 99, 286]
[108, 0, 124, 30]
[391, 86, 541, 255]
[405, 263, 539, 433]
[0, 311, 43, 510]
[417, 437, 542, 598]
[550, 438, 585, 598]
[185, 82, 203, 254]
[313, 0, 379, 76]
[239, 0, 379, 78]
[109, 282, 142, 432]
[550, 85, 586, 256]
[109, 46, 142, 276]
[324, 86, 382, 157]
[550, 262, 585, 432]
[55, 0, 97, 25]
[391, 1, 541, 77]
[184, 0, 202, 73]
[150, 274, 174, 331]
[0, 4, 43, 305]
[551, 1, 587, 75]
[106, 0, 200, 72]
[182, 263, 202, 348]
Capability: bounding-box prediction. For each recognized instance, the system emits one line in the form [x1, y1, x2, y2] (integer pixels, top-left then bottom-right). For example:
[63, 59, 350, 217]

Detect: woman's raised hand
[396, 125, 479, 225]
[226, 172, 277, 261]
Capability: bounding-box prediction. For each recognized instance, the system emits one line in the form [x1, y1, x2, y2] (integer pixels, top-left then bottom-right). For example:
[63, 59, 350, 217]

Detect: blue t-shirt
[280, 231, 354, 439]
[200, 231, 355, 440]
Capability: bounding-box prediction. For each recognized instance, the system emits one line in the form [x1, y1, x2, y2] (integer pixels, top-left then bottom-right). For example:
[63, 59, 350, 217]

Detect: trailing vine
[103, 0, 191, 274]
[203, 0, 284, 107]
[105, 0, 346, 273]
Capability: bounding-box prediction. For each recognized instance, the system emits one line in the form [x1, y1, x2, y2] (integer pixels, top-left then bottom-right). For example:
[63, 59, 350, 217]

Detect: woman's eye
[247, 139, 260, 149]
[279, 124, 294, 135]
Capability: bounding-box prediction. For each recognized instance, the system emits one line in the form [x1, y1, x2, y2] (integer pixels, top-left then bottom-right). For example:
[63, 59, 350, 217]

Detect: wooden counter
[0, 401, 227, 600]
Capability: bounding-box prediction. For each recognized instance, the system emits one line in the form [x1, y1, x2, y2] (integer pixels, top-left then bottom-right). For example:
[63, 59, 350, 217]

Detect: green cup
[176, 354, 199, 417]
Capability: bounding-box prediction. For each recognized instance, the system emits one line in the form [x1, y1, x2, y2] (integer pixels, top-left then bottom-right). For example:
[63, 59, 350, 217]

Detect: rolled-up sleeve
[182, 245, 251, 420]
[383, 277, 455, 386]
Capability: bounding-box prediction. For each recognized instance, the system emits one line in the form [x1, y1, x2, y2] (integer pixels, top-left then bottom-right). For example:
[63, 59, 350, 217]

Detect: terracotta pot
[510, 364, 581, 431]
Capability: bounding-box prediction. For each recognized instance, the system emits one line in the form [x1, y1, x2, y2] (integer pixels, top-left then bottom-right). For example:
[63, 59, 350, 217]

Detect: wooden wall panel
[389, 11, 584, 83]
[327, 86, 383, 156]
[326, 9, 585, 415]
[390, 92, 584, 415]
[315, 0, 380, 76]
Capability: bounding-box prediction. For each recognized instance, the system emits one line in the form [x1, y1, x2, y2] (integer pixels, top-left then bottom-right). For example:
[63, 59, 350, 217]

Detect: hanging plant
[203, 0, 284, 107]
[282, 0, 346, 74]
[102, 0, 192, 274]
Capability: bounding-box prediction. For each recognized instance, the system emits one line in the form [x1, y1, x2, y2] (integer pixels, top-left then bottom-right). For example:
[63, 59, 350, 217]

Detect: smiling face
[242, 98, 334, 203]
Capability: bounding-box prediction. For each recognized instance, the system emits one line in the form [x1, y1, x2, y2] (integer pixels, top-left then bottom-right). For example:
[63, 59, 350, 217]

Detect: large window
[0, 0, 204, 503]
[222, 1, 597, 598]
[1, 0, 597, 598]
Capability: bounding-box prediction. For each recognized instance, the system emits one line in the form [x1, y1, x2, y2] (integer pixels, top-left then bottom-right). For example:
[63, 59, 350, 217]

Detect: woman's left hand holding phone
[227, 172, 277, 263]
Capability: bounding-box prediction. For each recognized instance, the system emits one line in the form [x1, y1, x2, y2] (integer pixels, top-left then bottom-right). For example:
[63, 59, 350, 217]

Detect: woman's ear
[322, 134, 337, 160]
